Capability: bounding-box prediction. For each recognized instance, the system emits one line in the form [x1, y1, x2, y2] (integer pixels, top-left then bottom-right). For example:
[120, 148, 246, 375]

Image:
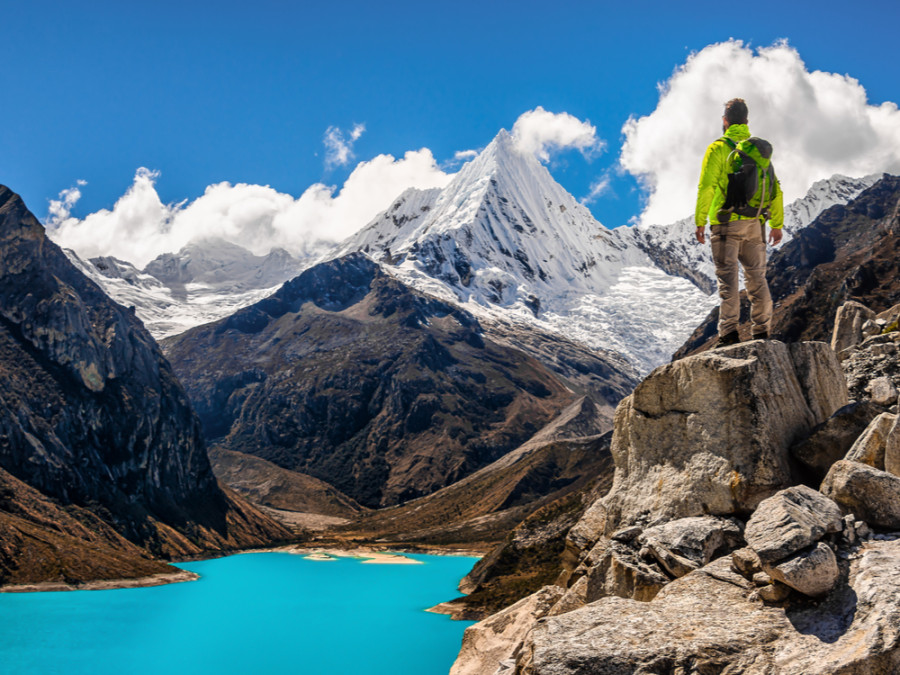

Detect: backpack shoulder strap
[721, 137, 738, 150]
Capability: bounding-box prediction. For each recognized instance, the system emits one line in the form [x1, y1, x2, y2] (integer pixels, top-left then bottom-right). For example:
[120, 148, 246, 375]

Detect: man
[695, 98, 783, 346]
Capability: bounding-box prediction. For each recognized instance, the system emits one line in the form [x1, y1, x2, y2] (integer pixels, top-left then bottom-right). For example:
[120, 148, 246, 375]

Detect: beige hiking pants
[710, 218, 773, 337]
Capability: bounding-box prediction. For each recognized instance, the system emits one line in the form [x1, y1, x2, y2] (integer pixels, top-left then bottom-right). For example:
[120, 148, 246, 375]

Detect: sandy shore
[0, 570, 199, 594]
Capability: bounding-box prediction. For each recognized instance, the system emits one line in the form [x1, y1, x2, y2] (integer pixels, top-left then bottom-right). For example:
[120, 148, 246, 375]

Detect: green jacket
[694, 123, 784, 229]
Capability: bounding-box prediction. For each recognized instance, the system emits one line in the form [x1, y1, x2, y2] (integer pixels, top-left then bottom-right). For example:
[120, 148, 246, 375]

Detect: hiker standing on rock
[695, 98, 784, 346]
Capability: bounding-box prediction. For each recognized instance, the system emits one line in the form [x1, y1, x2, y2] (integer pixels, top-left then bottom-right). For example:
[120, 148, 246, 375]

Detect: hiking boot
[713, 331, 741, 348]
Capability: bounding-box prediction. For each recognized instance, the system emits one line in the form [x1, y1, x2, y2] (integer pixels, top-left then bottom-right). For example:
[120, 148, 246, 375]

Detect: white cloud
[47, 149, 452, 268]
[47, 183, 85, 223]
[323, 123, 366, 169]
[454, 149, 479, 161]
[580, 174, 613, 205]
[511, 106, 606, 162]
[620, 40, 900, 226]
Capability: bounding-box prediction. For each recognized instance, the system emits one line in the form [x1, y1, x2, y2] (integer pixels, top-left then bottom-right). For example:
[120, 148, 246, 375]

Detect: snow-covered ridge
[67, 237, 309, 339]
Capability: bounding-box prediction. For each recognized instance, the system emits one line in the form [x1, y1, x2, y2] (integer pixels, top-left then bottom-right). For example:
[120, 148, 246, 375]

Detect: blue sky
[3, 0, 900, 259]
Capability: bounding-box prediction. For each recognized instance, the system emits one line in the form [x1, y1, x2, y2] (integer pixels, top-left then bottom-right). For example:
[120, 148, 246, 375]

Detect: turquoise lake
[0, 552, 479, 675]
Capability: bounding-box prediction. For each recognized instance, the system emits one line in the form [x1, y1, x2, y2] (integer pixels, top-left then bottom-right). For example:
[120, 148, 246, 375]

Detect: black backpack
[717, 137, 777, 224]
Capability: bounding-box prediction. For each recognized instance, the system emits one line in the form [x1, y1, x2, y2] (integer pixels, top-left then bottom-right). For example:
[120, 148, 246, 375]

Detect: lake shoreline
[0, 544, 481, 594]
[0, 570, 199, 594]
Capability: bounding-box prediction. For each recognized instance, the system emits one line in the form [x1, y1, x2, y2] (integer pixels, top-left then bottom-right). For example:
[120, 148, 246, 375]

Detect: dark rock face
[0, 185, 288, 574]
[675, 175, 900, 357]
[164, 254, 595, 508]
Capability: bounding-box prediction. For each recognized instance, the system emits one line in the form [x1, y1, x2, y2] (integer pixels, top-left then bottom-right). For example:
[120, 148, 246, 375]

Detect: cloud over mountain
[620, 40, 900, 227]
[512, 106, 605, 162]
[47, 150, 452, 268]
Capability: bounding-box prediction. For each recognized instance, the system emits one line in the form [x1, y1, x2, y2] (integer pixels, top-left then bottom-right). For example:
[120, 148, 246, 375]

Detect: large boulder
[821, 460, 900, 529]
[574, 341, 847, 548]
[525, 542, 900, 675]
[743, 485, 843, 564]
[845, 412, 897, 469]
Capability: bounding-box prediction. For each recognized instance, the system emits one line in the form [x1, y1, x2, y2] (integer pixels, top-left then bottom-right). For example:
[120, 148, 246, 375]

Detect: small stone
[731, 547, 763, 578]
[752, 571, 773, 587]
[855, 521, 872, 539]
[757, 582, 792, 602]
[867, 377, 899, 407]
[862, 319, 880, 337]
[765, 542, 840, 598]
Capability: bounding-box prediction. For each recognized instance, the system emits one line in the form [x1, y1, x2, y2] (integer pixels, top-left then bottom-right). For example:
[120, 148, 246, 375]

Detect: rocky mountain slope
[163, 253, 636, 509]
[675, 174, 900, 356]
[0, 186, 290, 587]
[337, 397, 611, 547]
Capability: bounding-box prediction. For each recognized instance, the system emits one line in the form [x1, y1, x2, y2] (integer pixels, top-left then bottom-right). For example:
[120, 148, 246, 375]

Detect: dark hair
[724, 98, 749, 125]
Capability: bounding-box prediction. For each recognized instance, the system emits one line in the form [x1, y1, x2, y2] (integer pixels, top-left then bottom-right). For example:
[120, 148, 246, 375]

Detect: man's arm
[768, 174, 785, 246]
[695, 142, 721, 244]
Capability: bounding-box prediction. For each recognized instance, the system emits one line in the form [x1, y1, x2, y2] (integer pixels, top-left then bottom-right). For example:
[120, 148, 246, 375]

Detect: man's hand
[695, 226, 706, 244]
[768, 228, 783, 246]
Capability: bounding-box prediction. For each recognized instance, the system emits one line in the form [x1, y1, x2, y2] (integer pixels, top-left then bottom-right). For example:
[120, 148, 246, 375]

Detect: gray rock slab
[744, 485, 843, 563]
[885, 413, 900, 477]
[450, 584, 563, 675]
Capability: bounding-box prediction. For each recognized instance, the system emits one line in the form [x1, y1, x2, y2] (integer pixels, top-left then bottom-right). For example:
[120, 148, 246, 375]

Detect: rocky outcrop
[842, 331, 900, 409]
[570, 340, 846, 551]
[831, 300, 877, 354]
[0, 185, 289, 585]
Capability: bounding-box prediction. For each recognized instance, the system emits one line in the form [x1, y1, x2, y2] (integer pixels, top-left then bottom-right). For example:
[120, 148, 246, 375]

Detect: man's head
[723, 98, 749, 130]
